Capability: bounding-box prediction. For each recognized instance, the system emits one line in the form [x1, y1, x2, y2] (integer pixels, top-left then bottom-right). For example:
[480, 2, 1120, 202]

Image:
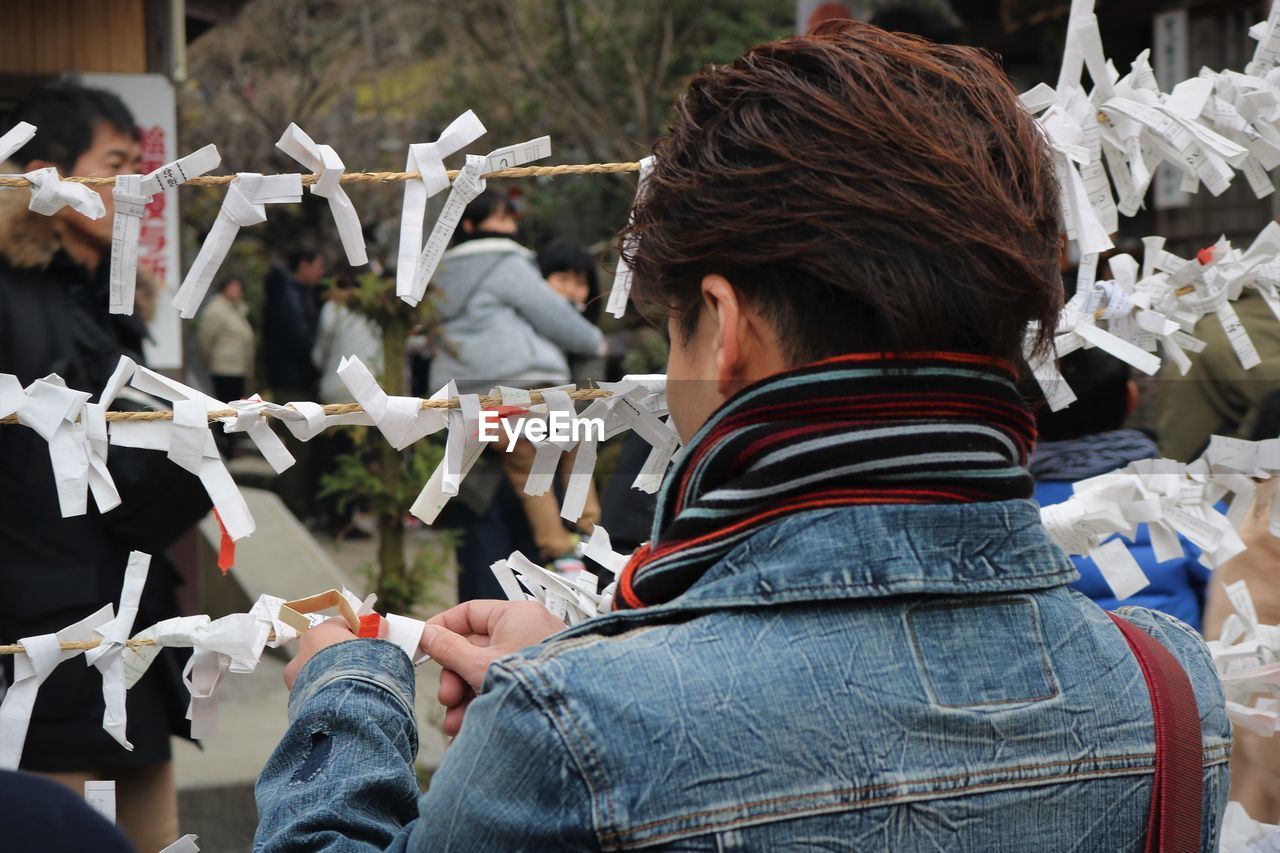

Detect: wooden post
[375, 305, 411, 614]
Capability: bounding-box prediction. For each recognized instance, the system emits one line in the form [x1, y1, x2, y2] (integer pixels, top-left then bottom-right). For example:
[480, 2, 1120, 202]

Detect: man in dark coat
[262, 250, 325, 521]
[0, 82, 210, 852]
[262, 250, 324, 398]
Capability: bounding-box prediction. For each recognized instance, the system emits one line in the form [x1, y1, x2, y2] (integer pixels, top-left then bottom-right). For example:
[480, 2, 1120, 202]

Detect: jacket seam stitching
[531, 623, 667, 661]
[290, 644, 416, 723]
[607, 576, 1079, 614]
[503, 661, 619, 841]
[298, 671, 416, 722]
[595, 747, 1229, 844]
[600, 762, 1221, 849]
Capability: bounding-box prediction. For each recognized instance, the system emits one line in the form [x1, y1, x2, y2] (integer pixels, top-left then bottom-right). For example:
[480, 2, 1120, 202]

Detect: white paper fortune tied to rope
[400, 135, 552, 306]
[24, 166, 105, 219]
[276, 124, 366, 265]
[173, 172, 303, 318]
[409, 384, 483, 524]
[110, 144, 221, 315]
[107, 363, 265, 541]
[0, 121, 37, 185]
[0, 604, 114, 769]
[396, 110, 487, 304]
[84, 551, 150, 750]
[606, 156, 655, 319]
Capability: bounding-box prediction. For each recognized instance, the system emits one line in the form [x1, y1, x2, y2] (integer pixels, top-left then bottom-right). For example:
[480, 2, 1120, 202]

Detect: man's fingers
[283, 621, 357, 692]
[422, 625, 499, 691]
[438, 667, 469, 708]
[443, 700, 472, 738]
[427, 599, 510, 638]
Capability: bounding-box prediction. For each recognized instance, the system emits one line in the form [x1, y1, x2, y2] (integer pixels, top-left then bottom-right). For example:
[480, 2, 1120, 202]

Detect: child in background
[538, 241, 605, 384]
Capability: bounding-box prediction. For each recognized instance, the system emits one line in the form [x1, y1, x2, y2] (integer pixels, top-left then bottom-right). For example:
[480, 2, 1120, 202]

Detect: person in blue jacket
[254, 21, 1230, 851]
[1031, 348, 1210, 630]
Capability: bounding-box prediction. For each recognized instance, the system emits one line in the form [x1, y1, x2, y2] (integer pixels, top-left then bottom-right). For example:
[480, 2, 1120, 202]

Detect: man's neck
[55, 226, 103, 274]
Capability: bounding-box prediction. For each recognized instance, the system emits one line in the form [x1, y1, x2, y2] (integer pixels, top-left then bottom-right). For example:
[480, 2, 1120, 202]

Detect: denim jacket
[254, 501, 1231, 851]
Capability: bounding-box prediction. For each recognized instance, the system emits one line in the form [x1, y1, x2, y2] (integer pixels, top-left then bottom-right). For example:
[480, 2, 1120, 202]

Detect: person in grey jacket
[428, 191, 604, 394]
[430, 191, 605, 566]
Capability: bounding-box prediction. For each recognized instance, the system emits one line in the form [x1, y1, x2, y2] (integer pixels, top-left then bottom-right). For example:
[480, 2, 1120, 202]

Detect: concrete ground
[171, 471, 456, 852]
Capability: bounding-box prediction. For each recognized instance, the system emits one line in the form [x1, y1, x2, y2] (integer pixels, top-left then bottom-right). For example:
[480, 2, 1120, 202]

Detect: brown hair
[623, 20, 1062, 364]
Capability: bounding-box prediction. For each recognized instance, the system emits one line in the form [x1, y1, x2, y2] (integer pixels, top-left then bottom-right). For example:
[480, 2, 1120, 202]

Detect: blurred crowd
[0, 79, 663, 850]
[190, 186, 658, 581]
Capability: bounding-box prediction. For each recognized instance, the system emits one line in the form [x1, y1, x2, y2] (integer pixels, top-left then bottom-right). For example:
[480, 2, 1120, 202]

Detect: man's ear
[701, 274, 745, 395]
[461, 220, 474, 234]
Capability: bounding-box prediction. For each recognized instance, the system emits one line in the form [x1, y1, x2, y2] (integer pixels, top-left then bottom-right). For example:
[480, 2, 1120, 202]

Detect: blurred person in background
[1156, 282, 1280, 462]
[431, 191, 605, 574]
[538, 240, 604, 383]
[312, 271, 382, 405]
[0, 81, 210, 852]
[1029, 348, 1210, 630]
[263, 249, 324, 400]
[311, 269, 385, 538]
[197, 277, 254, 404]
[427, 191, 604, 393]
[263, 249, 325, 522]
[1200, 375, 1280, 822]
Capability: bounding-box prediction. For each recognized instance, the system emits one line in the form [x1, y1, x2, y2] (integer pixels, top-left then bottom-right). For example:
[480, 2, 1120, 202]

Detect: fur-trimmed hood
[0, 165, 159, 321]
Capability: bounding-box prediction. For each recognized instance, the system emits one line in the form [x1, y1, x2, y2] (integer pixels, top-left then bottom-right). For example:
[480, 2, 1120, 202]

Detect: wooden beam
[111, 0, 148, 72]
[31, 0, 73, 74]
[70, 0, 113, 72]
[0, 1, 38, 75]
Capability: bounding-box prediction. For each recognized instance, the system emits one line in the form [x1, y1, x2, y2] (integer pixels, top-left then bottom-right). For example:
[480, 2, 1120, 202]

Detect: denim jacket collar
[583, 500, 1077, 630]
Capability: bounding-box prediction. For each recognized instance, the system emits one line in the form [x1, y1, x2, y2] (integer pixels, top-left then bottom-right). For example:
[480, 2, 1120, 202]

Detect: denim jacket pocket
[907, 596, 1059, 709]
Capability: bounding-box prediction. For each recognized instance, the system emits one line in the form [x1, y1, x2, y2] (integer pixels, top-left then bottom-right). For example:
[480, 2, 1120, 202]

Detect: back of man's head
[1031, 348, 1131, 442]
[624, 20, 1062, 366]
[6, 81, 137, 173]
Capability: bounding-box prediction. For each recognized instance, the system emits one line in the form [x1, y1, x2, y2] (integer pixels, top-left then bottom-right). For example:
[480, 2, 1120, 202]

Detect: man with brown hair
[255, 21, 1229, 850]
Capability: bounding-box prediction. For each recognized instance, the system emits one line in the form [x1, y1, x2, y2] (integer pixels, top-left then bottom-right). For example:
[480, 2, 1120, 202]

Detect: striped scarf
[615, 352, 1037, 610]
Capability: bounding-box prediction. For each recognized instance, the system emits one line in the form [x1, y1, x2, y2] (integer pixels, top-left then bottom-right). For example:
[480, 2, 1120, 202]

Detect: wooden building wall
[0, 0, 148, 75]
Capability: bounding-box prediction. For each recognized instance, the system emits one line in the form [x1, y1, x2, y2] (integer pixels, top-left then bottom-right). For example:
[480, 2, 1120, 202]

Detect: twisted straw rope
[0, 387, 614, 426]
[0, 387, 622, 652]
[0, 631, 281, 655]
[0, 160, 635, 423]
[0, 161, 642, 188]
[0, 637, 162, 654]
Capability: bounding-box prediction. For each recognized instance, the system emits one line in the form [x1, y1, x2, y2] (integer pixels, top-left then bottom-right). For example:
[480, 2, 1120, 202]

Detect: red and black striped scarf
[614, 352, 1037, 610]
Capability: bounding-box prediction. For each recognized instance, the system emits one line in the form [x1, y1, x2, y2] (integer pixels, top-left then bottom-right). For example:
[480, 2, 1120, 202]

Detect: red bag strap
[1107, 612, 1204, 853]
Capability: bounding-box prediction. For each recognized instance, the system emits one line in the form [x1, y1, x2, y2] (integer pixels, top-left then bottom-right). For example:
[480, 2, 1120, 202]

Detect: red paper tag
[477, 404, 532, 442]
[358, 613, 382, 639]
[487, 404, 530, 419]
[1196, 246, 1215, 266]
[213, 509, 235, 574]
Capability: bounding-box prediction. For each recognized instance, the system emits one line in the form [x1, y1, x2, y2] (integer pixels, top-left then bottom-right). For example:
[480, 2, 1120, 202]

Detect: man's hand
[423, 600, 565, 737]
[284, 620, 358, 691]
